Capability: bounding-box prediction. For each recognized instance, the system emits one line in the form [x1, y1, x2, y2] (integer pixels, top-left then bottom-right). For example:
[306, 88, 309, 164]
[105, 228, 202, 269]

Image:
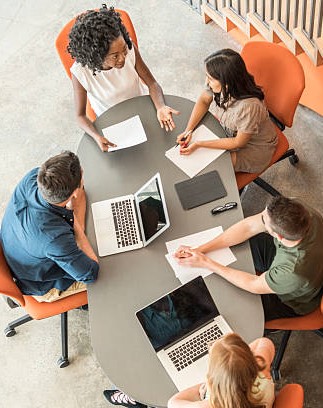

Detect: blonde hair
[207, 333, 266, 408]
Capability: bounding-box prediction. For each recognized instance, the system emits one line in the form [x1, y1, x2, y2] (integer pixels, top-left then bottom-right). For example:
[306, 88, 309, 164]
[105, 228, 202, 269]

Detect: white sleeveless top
[70, 46, 148, 116]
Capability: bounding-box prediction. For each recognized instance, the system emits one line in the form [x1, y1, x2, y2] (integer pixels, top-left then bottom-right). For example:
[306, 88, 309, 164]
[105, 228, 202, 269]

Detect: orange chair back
[265, 295, 323, 331]
[0, 244, 25, 307]
[273, 384, 304, 408]
[241, 41, 305, 128]
[55, 8, 138, 79]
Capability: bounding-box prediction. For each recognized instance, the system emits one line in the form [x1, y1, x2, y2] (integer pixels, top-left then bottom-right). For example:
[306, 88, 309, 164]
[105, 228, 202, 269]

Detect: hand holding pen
[175, 129, 193, 148]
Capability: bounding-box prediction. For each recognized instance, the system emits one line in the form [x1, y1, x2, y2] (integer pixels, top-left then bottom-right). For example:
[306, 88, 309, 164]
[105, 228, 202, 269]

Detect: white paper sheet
[165, 226, 236, 284]
[165, 125, 226, 178]
[102, 115, 147, 152]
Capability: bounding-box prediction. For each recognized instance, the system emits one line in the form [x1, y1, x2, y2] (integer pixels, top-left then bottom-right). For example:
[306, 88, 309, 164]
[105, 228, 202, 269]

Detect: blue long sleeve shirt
[1, 168, 99, 295]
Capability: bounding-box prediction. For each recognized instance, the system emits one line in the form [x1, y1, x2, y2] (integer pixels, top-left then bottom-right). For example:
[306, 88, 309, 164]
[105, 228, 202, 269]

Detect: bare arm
[177, 250, 274, 294]
[176, 91, 213, 144]
[71, 75, 116, 152]
[73, 217, 98, 263]
[168, 384, 209, 408]
[180, 129, 252, 155]
[249, 337, 275, 378]
[197, 212, 266, 253]
[134, 45, 179, 131]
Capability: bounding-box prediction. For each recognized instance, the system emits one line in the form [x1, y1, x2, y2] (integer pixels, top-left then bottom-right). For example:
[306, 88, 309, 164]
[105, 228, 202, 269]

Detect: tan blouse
[212, 97, 277, 173]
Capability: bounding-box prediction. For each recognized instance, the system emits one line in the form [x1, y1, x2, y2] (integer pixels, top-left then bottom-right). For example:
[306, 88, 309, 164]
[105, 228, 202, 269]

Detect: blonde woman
[168, 333, 275, 408]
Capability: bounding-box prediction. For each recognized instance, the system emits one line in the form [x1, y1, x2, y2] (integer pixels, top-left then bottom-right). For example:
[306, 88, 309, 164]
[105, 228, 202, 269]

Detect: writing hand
[180, 142, 198, 155]
[157, 105, 180, 132]
[95, 135, 117, 152]
[176, 131, 192, 147]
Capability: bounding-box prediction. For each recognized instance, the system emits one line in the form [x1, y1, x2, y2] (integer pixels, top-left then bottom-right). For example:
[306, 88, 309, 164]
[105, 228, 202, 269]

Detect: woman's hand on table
[95, 135, 117, 152]
[176, 131, 193, 147]
[157, 105, 180, 132]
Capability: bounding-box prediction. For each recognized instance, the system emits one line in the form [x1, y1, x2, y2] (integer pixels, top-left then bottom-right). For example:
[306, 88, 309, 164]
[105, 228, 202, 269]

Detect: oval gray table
[77, 95, 264, 407]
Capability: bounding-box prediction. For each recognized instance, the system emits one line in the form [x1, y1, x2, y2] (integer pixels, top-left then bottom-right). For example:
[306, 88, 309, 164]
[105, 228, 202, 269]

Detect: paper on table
[165, 226, 236, 284]
[165, 125, 226, 178]
[102, 115, 147, 152]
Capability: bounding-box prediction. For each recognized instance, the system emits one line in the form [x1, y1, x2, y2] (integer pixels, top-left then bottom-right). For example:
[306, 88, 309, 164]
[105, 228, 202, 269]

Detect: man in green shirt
[174, 196, 323, 321]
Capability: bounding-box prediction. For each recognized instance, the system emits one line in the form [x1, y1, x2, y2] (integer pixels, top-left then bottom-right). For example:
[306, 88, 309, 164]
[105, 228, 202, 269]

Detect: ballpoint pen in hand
[175, 129, 193, 147]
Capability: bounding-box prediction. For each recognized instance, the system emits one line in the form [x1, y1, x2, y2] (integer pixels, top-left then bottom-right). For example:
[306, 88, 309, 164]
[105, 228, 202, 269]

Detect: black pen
[175, 129, 193, 148]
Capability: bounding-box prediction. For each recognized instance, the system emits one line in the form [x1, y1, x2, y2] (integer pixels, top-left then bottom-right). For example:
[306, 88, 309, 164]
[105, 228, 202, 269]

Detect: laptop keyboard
[167, 324, 223, 372]
[111, 199, 139, 248]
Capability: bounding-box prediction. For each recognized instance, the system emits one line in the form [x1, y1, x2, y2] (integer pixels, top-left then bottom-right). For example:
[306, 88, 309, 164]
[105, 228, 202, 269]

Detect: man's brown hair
[37, 151, 82, 204]
[266, 196, 310, 241]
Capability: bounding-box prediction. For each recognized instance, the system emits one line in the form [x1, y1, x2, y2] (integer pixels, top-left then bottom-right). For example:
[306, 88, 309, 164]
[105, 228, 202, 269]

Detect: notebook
[91, 173, 170, 256]
[136, 276, 233, 391]
[174, 170, 227, 210]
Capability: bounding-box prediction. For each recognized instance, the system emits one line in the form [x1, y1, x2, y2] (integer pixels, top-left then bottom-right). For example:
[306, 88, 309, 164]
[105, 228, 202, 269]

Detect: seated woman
[177, 49, 277, 174]
[168, 333, 275, 408]
[68, 5, 179, 152]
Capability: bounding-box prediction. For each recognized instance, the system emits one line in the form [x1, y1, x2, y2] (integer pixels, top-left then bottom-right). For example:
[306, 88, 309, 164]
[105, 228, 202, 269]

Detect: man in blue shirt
[1, 151, 99, 303]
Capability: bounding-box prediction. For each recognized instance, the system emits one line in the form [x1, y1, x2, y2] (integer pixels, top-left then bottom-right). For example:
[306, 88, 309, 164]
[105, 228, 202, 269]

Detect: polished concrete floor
[0, 0, 322, 407]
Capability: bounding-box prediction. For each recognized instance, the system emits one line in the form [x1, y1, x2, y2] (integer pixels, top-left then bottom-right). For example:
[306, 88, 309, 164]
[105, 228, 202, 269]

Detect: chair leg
[4, 314, 33, 337]
[57, 312, 69, 368]
[253, 177, 281, 197]
[276, 148, 299, 165]
[314, 328, 323, 338]
[271, 330, 291, 381]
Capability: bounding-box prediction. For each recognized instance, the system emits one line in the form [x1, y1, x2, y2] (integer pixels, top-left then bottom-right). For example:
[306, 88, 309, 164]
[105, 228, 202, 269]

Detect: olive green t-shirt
[265, 206, 323, 314]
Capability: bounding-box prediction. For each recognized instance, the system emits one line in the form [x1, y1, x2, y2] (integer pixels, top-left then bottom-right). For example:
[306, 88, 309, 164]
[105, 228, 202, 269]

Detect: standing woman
[168, 333, 275, 408]
[68, 5, 179, 152]
[177, 49, 277, 174]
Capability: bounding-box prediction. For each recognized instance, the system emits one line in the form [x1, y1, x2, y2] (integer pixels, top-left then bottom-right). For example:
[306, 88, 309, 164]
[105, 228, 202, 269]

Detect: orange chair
[274, 384, 304, 408]
[265, 295, 323, 380]
[55, 8, 138, 121]
[236, 41, 305, 196]
[0, 244, 88, 368]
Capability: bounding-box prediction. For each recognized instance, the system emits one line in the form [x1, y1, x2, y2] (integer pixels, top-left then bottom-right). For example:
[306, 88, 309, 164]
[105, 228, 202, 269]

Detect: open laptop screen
[135, 173, 170, 246]
[136, 277, 219, 352]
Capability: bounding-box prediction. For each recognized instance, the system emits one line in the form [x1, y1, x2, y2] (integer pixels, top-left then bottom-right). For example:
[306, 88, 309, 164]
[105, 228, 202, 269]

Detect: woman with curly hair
[176, 49, 277, 174]
[68, 5, 179, 152]
[168, 333, 275, 408]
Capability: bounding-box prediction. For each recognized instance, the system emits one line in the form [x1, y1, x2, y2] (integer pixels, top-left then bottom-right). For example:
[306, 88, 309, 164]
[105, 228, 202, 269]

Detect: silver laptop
[136, 276, 233, 391]
[91, 173, 170, 257]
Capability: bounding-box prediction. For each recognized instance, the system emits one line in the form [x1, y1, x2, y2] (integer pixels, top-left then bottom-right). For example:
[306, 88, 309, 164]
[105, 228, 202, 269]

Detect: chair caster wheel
[4, 327, 17, 337]
[57, 357, 69, 368]
[271, 369, 281, 381]
[289, 154, 299, 165]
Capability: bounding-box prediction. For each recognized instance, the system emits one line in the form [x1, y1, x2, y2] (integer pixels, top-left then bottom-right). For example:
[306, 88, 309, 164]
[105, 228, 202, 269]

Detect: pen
[175, 129, 193, 148]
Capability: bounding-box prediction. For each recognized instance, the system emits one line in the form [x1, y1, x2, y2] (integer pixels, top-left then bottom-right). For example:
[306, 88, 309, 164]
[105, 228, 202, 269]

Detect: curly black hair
[67, 5, 132, 74]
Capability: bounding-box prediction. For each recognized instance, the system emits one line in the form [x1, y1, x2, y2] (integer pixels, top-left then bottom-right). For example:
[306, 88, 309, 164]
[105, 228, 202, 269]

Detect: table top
[77, 95, 264, 407]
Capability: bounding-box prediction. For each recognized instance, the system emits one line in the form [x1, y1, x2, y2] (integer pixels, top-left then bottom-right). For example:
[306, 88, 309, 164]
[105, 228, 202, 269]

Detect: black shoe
[3, 296, 20, 309]
[103, 390, 147, 408]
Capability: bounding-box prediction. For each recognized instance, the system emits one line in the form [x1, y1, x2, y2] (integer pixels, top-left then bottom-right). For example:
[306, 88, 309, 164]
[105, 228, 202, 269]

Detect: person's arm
[174, 212, 266, 258]
[133, 45, 179, 131]
[73, 217, 98, 263]
[180, 130, 252, 155]
[168, 384, 209, 408]
[176, 250, 274, 294]
[71, 74, 116, 152]
[249, 337, 275, 378]
[176, 91, 213, 146]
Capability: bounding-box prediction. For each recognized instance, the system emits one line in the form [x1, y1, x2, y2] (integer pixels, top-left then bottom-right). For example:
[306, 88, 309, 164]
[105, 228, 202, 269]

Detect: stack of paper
[165, 226, 236, 284]
[102, 115, 147, 152]
[165, 125, 226, 178]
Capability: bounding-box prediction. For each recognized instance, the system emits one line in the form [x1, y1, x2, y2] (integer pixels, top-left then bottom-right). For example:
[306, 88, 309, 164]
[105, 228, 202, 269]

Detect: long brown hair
[207, 333, 266, 408]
